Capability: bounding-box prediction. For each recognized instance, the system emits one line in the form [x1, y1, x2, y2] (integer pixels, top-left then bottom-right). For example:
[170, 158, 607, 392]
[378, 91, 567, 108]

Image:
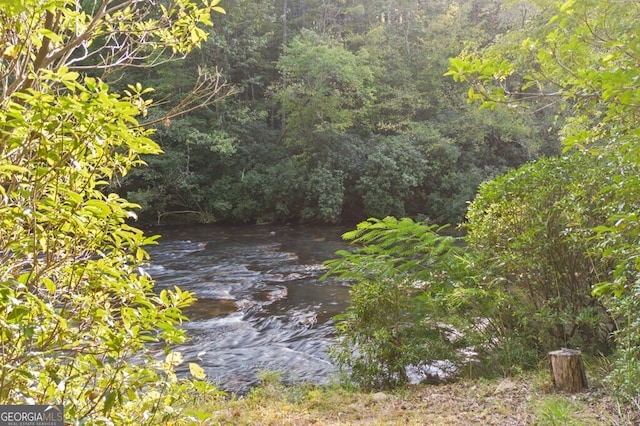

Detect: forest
[118, 0, 561, 226]
[1, 0, 640, 423]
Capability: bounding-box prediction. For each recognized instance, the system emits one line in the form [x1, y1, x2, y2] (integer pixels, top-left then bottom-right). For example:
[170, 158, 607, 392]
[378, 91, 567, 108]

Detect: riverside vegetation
[182, 368, 637, 425]
[1, 0, 640, 424]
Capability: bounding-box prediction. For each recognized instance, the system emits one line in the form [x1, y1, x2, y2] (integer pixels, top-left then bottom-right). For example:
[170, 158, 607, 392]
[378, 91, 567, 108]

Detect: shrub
[0, 1, 226, 422]
[463, 153, 616, 368]
[323, 217, 469, 389]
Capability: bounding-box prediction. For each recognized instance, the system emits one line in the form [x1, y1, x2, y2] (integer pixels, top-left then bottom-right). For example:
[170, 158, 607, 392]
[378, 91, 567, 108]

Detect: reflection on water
[145, 225, 351, 393]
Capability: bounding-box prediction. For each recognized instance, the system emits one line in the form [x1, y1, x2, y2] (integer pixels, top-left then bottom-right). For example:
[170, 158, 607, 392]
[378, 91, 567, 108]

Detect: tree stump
[549, 348, 588, 392]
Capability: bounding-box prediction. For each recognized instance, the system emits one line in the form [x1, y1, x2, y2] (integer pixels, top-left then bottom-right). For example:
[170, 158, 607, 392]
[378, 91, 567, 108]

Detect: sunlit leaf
[189, 362, 206, 380]
[166, 351, 184, 366]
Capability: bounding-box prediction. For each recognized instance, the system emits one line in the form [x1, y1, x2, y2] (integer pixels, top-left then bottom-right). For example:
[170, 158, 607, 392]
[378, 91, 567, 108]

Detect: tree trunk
[281, 0, 288, 136]
[549, 348, 588, 392]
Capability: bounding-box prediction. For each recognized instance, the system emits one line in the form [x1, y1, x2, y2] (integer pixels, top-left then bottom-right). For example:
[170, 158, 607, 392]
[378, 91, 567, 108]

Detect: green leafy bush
[355, 136, 429, 219]
[323, 217, 470, 389]
[463, 153, 615, 367]
[301, 166, 345, 224]
[0, 1, 226, 422]
[590, 157, 640, 404]
[447, 0, 640, 403]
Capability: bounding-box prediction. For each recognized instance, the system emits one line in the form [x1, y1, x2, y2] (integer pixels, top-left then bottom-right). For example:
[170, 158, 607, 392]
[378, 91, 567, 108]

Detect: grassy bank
[181, 362, 638, 425]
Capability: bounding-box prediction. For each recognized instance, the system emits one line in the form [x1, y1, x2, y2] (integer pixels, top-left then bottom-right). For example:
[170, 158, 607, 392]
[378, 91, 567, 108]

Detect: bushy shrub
[323, 152, 640, 393]
[463, 153, 616, 368]
[323, 217, 470, 389]
[0, 1, 226, 422]
[589, 156, 640, 404]
[355, 136, 429, 219]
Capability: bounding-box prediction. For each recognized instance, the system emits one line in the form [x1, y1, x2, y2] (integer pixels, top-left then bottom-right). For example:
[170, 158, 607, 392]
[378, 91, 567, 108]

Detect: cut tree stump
[549, 348, 588, 393]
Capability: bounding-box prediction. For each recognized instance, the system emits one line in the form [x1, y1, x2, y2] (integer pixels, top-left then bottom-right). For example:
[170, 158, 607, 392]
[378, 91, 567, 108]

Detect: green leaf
[103, 390, 117, 415]
[38, 28, 63, 43]
[43, 278, 56, 295]
[0, 164, 28, 174]
[188, 362, 206, 380]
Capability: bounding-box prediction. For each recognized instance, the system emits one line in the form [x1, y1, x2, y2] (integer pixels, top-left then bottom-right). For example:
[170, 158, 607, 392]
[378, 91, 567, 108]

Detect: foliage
[605, 281, 640, 405]
[354, 136, 428, 219]
[126, 116, 238, 224]
[301, 166, 345, 224]
[274, 29, 375, 144]
[113, 0, 551, 226]
[0, 0, 225, 423]
[323, 217, 470, 390]
[136, 120, 537, 226]
[463, 154, 615, 373]
[448, 0, 640, 402]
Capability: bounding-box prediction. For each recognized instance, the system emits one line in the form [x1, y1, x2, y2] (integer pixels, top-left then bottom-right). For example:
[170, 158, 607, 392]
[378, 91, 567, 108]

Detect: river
[144, 224, 352, 394]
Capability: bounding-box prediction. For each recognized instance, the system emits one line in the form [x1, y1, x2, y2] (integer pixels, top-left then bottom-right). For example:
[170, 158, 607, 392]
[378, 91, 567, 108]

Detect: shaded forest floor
[184, 367, 639, 425]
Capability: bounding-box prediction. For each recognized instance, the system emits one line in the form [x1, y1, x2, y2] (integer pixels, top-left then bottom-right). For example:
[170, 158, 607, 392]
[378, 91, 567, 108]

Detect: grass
[178, 364, 639, 425]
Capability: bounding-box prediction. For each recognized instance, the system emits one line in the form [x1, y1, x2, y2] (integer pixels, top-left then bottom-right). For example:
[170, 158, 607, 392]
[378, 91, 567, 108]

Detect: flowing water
[144, 225, 352, 394]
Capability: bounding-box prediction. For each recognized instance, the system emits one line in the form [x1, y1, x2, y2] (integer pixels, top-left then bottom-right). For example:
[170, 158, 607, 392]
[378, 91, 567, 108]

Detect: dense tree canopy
[120, 0, 558, 225]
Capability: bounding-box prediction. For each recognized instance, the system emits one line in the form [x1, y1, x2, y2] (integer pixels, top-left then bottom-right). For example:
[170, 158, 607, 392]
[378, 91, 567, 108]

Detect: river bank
[145, 224, 637, 425]
[180, 365, 638, 425]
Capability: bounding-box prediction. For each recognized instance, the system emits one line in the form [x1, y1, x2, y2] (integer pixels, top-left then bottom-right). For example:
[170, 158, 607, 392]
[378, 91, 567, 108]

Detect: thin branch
[142, 68, 236, 127]
[45, 0, 111, 68]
